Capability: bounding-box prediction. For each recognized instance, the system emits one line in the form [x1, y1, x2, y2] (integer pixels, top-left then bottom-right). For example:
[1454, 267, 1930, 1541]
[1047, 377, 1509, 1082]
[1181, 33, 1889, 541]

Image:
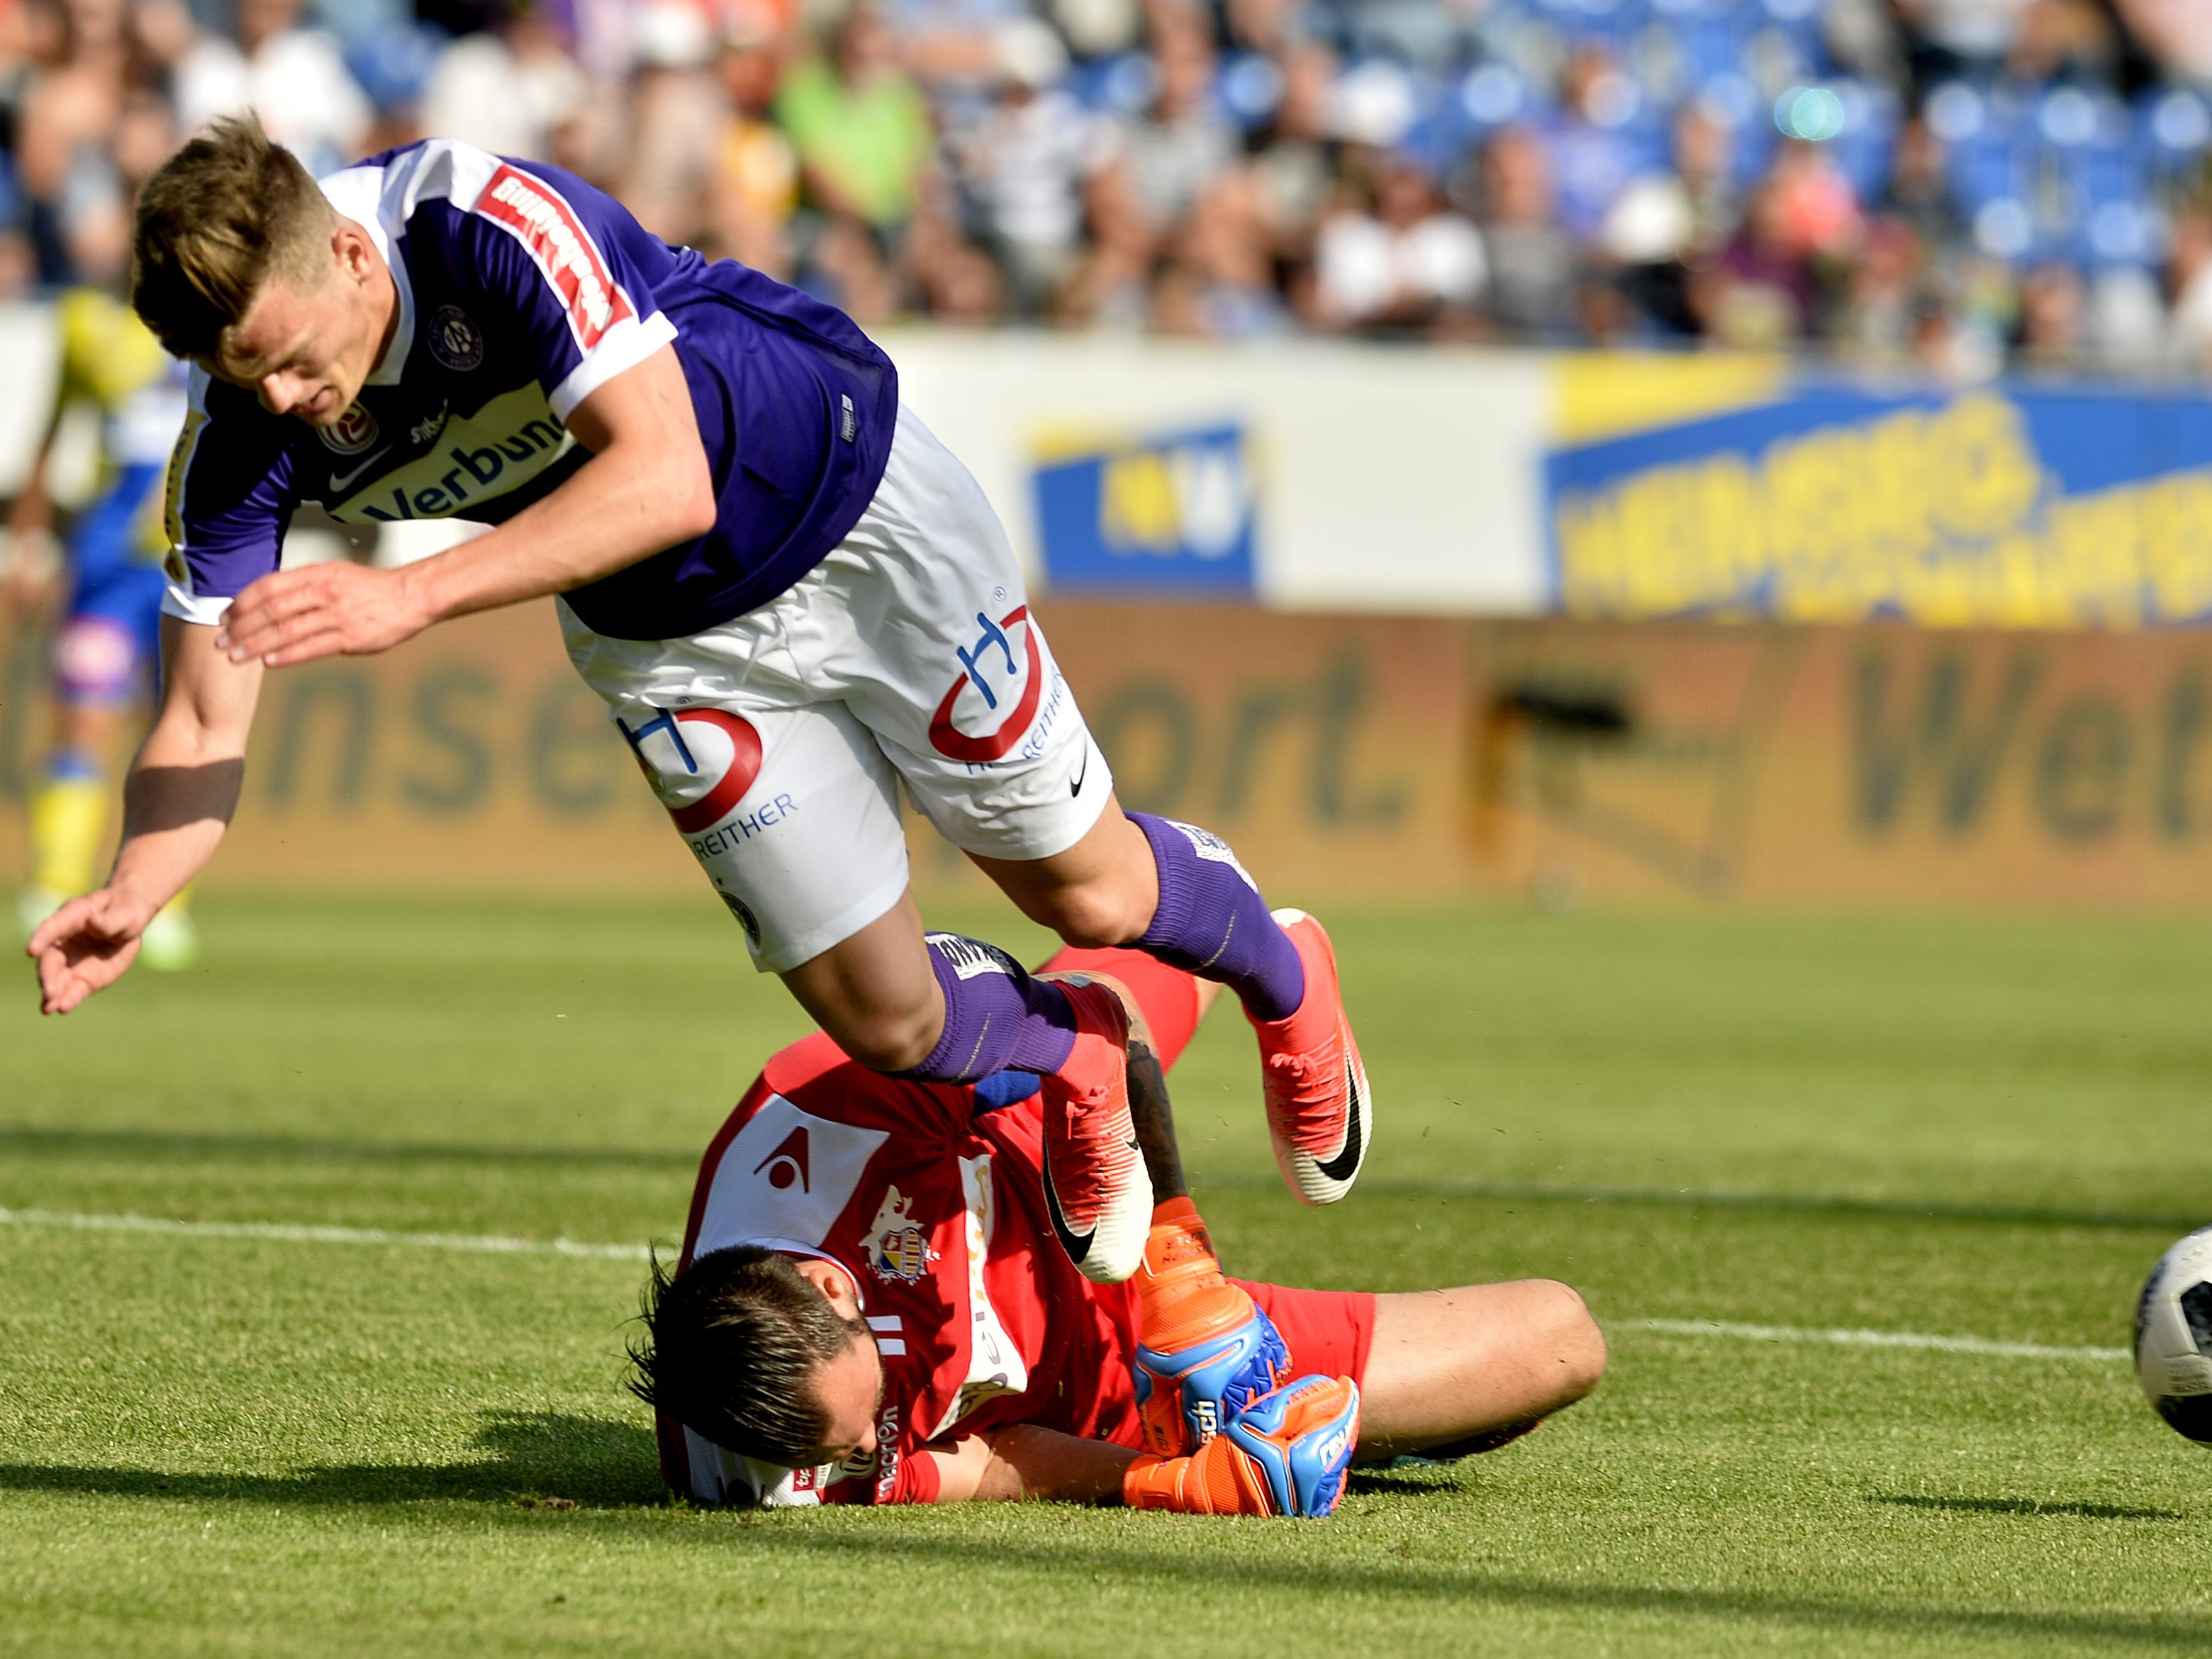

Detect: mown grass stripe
[1624, 1317, 2128, 1363]
[1200, 1171, 2208, 1234]
[0, 1205, 653, 1261]
[0, 1205, 2133, 1362]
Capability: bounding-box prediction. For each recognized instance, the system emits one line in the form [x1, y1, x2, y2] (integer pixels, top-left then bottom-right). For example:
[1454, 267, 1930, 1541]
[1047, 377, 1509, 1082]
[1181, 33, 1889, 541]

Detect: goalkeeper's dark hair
[626, 1246, 866, 1468]
[130, 113, 339, 360]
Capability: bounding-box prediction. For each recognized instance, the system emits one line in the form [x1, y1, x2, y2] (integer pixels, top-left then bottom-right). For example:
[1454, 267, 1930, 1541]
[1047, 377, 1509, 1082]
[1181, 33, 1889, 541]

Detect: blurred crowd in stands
[8, 0, 2212, 372]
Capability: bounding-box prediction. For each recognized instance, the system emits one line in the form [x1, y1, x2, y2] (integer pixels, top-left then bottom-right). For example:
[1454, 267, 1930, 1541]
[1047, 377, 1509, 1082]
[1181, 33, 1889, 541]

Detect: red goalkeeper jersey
[657, 947, 1207, 1508]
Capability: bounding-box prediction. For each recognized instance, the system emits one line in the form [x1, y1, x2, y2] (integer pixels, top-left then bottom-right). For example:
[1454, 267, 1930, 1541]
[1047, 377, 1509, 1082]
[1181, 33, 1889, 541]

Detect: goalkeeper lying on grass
[630, 947, 1605, 1516]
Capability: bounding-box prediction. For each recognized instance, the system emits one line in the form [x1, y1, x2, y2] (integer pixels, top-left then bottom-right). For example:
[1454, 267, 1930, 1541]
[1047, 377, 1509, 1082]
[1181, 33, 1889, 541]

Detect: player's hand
[1123, 1373, 1360, 1518]
[218, 562, 432, 667]
[27, 887, 154, 1015]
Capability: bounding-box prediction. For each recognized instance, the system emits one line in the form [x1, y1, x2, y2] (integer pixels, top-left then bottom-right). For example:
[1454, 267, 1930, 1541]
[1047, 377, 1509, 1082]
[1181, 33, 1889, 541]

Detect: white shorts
[560, 406, 1112, 973]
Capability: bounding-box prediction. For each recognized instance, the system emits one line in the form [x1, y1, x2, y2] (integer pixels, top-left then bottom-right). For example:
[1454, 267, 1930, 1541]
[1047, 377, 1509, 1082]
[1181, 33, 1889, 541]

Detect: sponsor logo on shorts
[428, 305, 485, 372]
[316, 402, 380, 454]
[687, 795, 796, 861]
[929, 608, 1046, 764]
[474, 164, 636, 350]
[615, 707, 769, 834]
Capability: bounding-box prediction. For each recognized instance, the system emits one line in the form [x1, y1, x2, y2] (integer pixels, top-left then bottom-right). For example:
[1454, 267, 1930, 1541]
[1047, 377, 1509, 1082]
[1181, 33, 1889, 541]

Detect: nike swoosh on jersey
[327, 447, 398, 492]
[1312, 1060, 1365, 1183]
[1070, 747, 1090, 798]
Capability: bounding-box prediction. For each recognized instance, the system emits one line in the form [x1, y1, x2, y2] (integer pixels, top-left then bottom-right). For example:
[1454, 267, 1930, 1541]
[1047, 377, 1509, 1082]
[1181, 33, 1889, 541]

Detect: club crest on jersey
[475, 164, 635, 350]
[317, 402, 379, 454]
[929, 608, 1044, 764]
[428, 305, 485, 371]
[863, 1186, 935, 1284]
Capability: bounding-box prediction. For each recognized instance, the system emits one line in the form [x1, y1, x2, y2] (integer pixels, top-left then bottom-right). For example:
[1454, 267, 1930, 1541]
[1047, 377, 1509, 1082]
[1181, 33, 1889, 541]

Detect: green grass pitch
[4, 894, 2211, 1657]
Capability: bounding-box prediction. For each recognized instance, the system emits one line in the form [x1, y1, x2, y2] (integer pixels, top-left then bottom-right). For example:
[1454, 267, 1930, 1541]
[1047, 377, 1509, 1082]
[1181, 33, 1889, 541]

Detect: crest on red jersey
[862, 1185, 935, 1284]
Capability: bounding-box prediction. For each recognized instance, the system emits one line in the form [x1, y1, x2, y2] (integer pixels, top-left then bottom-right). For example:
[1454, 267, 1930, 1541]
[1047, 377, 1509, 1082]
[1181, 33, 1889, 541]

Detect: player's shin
[1128, 814, 1304, 1022]
[900, 933, 1080, 1082]
[1127, 815, 1373, 1207]
[1122, 1374, 1361, 1518]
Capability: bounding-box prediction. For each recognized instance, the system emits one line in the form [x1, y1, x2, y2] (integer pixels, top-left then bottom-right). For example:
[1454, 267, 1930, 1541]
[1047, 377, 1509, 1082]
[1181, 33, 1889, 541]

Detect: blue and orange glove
[1122, 1373, 1361, 1517]
[1129, 1197, 1290, 1458]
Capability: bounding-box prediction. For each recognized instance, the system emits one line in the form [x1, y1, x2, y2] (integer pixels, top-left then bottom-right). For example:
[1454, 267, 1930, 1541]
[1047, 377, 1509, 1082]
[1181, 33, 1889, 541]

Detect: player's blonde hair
[130, 115, 340, 362]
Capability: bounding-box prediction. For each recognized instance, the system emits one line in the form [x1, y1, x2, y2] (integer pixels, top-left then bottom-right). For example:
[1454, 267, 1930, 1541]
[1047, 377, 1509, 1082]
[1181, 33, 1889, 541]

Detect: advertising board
[11, 602, 2212, 909]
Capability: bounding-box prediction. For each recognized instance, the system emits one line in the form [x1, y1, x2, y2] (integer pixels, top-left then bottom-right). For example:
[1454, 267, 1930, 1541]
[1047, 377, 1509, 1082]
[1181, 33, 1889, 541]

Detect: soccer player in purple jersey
[28, 118, 1370, 1283]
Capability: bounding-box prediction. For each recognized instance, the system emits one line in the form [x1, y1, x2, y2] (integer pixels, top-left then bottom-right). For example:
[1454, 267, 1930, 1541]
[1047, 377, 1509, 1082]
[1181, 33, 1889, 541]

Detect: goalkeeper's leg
[1355, 1279, 1607, 1462]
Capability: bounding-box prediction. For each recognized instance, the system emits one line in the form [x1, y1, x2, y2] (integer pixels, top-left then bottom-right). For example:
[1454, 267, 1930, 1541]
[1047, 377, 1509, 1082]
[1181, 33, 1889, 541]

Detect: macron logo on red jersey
[475, 164, 635, 350]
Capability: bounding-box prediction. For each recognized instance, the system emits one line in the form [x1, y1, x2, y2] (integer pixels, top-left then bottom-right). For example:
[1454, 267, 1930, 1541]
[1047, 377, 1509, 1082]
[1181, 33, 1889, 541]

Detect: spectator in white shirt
[1315, 154, 1485, 335]
[1098, 18, 1235, 250]
[956, 19, 1107, 314]
[172, 0, 372, 174]
[420, 1, 586, 163]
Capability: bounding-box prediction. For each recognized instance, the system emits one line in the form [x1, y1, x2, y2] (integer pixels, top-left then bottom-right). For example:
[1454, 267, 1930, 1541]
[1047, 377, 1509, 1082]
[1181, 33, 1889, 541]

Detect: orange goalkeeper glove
[1131, 1197, 1289, 1457]
[1122, 1373, 1360, 1517]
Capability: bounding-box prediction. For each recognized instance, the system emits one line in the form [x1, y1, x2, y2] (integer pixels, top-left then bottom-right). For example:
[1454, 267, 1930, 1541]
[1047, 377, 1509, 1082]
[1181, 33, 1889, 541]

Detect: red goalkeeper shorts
[1230, 1279, 1377, 1386]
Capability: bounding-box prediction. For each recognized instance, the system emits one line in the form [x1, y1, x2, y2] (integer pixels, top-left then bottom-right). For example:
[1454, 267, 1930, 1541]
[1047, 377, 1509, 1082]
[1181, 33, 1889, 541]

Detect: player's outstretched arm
[917, 1424, 1140, 1504]
[216, 347, 717, 669]
[28, 617, 259, 1013]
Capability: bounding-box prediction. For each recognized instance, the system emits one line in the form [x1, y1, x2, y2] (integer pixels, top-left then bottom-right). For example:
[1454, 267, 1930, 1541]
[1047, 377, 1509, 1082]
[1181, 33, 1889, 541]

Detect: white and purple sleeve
[160, 369, 299, 626]
[453, 160, 679, 421]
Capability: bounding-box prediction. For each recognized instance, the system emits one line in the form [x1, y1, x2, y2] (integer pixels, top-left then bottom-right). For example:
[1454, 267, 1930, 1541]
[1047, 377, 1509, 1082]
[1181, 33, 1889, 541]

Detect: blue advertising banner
[1031, 421, 1258, 596]
[1545, 382, 2212, 628]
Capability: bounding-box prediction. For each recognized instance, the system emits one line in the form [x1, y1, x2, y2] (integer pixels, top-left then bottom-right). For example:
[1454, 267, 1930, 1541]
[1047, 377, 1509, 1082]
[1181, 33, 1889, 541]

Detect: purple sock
[902, 934, 1078, 1083]
[1131, 814, 1306, 1023]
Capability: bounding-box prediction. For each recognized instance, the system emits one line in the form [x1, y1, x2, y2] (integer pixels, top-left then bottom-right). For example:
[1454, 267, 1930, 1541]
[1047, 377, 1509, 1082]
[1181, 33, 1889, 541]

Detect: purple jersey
[160, 140, 896, 641]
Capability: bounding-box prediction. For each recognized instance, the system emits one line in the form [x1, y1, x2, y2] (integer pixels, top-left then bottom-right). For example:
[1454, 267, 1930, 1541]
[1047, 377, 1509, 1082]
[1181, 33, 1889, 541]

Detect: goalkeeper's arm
[917, 1425, 1141, 1504]
[914, 1378, 1359, 1516]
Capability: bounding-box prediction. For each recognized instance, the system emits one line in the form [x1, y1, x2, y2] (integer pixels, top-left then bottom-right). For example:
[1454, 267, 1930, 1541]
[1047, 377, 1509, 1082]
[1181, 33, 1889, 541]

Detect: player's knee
[824, 1002, 943, 1073]
[1528, 1279, 1607, 1405]
[1025, 877, 1149, 949]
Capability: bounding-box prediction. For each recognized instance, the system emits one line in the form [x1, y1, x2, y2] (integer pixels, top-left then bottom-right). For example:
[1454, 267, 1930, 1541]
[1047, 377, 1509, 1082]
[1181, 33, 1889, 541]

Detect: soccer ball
[2133, 1228, 2212, 1443]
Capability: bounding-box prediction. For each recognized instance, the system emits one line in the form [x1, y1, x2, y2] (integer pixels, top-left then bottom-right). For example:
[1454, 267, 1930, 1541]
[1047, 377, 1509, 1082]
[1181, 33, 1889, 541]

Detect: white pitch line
[0, 1207, 2137, 1362]
[1623, 1317, 2127, 1363]
[0, 1205, 652, 1261]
